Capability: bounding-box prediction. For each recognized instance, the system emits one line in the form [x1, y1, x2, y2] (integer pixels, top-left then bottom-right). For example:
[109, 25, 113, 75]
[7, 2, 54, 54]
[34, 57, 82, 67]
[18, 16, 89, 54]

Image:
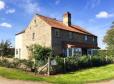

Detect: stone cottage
[15, 12, 98, 59]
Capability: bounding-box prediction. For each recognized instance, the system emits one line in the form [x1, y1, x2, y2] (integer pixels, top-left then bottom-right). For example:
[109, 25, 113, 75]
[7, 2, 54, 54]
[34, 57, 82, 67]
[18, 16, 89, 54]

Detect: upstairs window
[34, 19, 36, 23]
[55, 29, 60, 37]
[34, 20, 38, 27]
[69, 32, 73, 39]
[93, 37, 95, 42]
[84, 35, 88, 41]
[32, 32, 35, 40]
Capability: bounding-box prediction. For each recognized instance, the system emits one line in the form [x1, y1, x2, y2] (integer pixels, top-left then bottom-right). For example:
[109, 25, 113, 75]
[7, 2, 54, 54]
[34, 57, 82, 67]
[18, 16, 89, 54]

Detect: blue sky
[0, 0, 114, 49]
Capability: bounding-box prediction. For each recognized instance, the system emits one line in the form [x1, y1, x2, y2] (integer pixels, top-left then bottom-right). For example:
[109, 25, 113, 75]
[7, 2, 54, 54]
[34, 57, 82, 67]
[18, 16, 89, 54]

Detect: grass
[0, 67, 44, 81]
[1, 64, 114, 84]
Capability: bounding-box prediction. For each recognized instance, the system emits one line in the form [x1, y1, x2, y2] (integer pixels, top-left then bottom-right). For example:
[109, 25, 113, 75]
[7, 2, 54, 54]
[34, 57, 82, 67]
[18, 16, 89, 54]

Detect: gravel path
[0, 76, 114, 84]
[0, 76, 50, 84]
[88, 80, 114, 84]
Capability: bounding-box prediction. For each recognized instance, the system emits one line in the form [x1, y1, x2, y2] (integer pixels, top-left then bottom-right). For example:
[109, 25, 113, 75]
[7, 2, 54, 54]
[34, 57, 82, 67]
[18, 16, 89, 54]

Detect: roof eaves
[15, 30, 25, 35]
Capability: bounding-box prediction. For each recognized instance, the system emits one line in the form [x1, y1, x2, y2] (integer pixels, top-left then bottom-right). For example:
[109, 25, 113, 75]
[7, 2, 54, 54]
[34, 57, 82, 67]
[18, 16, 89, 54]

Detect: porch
[63, 43, 98, 56]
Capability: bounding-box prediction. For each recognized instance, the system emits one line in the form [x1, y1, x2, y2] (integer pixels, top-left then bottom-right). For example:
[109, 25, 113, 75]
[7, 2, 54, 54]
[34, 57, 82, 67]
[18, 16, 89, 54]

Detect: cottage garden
[0, 43, 113, 75]
[0, 23, 114, 84]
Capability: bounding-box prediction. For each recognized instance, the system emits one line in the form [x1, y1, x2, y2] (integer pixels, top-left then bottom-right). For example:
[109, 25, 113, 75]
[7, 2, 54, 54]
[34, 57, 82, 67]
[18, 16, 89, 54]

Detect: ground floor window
[16, 49, 18, 55]
[87, 49, 92, 55]
[63, 48, 97, 57]
[63, 48, 82, 57]
[15, 48, 21, 58]
[74, 48, 82, 56]
[87, 49, 97, 56]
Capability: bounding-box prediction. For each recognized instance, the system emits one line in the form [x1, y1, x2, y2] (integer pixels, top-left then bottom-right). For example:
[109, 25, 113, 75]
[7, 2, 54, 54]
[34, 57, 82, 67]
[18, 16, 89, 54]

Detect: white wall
[15, 33, 24, 59]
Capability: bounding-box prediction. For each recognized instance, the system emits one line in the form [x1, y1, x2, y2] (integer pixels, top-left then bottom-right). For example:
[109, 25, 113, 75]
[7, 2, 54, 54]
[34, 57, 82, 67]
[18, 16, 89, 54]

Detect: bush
[53, 55, 113, 73]
[0, 58, 34, 72]
[0, 55, 113, 74]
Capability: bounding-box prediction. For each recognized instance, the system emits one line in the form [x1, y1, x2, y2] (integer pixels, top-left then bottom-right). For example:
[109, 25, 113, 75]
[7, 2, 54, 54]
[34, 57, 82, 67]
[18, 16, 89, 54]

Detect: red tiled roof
[38, 14, 96, 36]
[16, 14, 96, 36]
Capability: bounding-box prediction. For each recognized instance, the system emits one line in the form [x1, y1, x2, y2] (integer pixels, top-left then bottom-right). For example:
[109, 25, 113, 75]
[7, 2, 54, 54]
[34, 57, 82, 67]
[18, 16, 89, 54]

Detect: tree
[0, 40, 12, 58]
[103, 22, 114, 56]
[29, 44, 52, 65]
[28, 44, 52, 65]
[28, 44, 52, 75]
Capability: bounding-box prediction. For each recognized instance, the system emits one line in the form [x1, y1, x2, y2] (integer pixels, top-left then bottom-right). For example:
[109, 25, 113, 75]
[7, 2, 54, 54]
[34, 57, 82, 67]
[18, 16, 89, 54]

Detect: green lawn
[1, 64, 114, 84]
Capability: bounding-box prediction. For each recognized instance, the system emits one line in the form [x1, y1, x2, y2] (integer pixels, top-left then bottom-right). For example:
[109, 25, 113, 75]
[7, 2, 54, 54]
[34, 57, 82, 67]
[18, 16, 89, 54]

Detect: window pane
[32, 33, 35, 40]
[55, 29, 60, 37]
[16, 49, 18, 55]
[69, 32, 73, 39]
[85, 36, 87, 41]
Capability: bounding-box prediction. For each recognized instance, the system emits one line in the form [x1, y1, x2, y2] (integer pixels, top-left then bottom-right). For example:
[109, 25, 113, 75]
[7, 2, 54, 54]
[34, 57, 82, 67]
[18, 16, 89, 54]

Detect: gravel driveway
[0, 76, 50, 84]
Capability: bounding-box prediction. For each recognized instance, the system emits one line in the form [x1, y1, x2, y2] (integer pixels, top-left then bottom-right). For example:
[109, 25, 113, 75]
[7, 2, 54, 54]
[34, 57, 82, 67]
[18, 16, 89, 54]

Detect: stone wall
[52, 28, 97, 55]
[22, 16, 52, 59]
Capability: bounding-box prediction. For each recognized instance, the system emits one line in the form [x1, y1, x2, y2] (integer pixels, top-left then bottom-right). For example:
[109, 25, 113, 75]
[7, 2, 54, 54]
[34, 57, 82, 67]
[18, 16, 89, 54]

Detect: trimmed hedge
[0, 55, 113, 74]
[53, 56, 113, 73]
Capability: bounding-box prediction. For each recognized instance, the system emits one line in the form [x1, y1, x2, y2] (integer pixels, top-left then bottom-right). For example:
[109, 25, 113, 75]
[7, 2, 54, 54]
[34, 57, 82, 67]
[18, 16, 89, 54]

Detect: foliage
[95, 50, 107, 57]
[0, 58, 34, 71]
[28, 44, 52, 66]
[0, 40, 13, 58]
[53, 55, 113, 73]
[45, 64, 114, 84]
[18, 59, 34, 71]
[103, 22, 114, 56]
[1, 64, 114, 84]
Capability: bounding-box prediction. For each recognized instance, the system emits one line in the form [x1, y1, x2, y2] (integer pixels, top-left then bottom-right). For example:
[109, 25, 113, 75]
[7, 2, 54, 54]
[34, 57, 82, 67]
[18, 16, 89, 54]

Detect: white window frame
[74, 48, 82, 56]
[87, 49, 94, 55]
[85, 35, 88, 41]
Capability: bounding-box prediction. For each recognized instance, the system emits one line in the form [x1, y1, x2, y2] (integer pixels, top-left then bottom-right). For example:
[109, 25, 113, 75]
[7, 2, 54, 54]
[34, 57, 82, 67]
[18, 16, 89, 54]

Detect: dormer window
[85, 35, 88, 41]
[55, 29, 60, 37]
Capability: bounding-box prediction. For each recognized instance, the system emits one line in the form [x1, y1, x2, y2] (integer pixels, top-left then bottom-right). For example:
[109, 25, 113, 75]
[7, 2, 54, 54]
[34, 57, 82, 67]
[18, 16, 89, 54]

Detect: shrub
[0, 58, 34, 72]
[54, 56, 64, 73]
[53, 55, 113, 73]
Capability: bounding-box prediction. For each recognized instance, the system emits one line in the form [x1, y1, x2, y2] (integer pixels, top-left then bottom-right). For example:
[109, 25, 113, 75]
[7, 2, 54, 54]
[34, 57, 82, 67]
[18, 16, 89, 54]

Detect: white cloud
[0, 0, 5, 10]
[6, 9, 15, 14]
[96, 11, 114, 19]
[22, 0, 40, 14]
[55, 0, 60, 5]
[84, 0, 101, 9]
[7, 0, 41, 14]
[0, 22, 12, 28]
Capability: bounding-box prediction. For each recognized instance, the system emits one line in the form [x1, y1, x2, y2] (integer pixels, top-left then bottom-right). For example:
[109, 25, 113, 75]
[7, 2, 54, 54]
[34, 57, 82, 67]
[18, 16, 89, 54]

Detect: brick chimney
[63, 12, 71, 26]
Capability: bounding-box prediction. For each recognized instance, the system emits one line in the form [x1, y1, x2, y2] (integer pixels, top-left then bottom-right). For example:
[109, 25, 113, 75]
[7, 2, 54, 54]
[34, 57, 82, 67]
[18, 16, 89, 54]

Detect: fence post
[105, 55, 108, 62]
[89, 55, 91, 61]
[89, 55, 92, 66]
[47, 57, 50, 76]
[64, 58, 66, 73]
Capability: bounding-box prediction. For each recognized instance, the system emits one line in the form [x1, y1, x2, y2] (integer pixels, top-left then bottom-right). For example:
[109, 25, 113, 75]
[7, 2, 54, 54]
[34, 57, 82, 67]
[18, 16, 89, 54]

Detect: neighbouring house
[15, 12, 99, 59]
